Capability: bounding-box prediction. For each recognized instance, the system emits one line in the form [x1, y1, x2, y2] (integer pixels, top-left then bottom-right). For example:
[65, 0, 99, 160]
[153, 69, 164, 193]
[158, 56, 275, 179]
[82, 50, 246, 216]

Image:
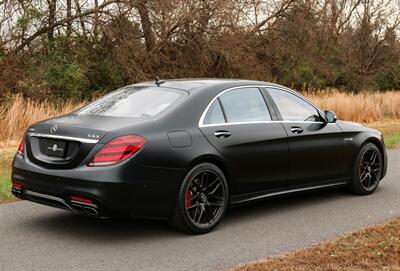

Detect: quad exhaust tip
[70, 203, 99, 217]
[70, 196, 99, 217]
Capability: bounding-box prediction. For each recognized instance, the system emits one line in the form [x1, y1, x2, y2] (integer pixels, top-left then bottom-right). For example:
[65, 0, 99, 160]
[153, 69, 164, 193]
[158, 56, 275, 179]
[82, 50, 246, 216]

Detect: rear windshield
[78, 86, 186, 118]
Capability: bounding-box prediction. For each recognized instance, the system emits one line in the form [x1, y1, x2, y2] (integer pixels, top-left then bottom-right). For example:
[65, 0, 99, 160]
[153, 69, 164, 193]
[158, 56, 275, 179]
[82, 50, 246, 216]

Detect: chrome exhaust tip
[70, 201, 99, 217]
[83, 206, 99, 216]
[70, 203, 85, 214]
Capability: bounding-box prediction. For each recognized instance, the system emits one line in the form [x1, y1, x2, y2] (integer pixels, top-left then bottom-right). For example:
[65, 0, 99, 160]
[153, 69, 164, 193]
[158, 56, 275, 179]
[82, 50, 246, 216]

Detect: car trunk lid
[25, 114, 147, 169]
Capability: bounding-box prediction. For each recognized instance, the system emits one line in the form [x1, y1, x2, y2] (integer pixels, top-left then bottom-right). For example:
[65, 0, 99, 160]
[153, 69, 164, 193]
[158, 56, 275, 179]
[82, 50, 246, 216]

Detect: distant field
[305, 90, 400, 123]
[0, 94, 85, 144]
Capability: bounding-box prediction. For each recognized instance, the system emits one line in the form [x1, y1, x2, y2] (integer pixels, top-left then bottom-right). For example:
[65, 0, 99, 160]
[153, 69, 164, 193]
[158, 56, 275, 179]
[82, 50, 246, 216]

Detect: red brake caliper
[186, 190, 193, 207]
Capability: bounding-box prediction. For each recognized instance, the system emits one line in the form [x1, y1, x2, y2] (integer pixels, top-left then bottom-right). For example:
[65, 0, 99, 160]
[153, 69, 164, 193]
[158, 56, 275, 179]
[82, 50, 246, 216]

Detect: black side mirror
[324, 111, 337, 123]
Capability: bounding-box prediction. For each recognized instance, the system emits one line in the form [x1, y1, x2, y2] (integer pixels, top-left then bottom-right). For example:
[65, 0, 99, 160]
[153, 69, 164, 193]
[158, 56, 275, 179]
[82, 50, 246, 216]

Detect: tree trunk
[47, 0, 57, 42]
[74, 0, 87, 36]
[94, 0, 99, 40]
[66, 0, 72, 37]
[135, 0, 155, 52]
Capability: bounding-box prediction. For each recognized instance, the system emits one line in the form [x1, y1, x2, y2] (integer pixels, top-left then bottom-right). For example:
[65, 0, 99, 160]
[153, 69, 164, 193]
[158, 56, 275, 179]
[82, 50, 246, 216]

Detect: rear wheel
[350, 143, 383, 195]
[170, 163, 228, 234]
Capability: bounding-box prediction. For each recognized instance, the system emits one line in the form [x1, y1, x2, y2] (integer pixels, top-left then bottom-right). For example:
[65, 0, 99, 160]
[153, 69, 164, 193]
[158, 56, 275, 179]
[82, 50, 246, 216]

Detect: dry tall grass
[0, 95, 85, 145]
[0, 90, 399, 144]
[305, 90, 400, 123]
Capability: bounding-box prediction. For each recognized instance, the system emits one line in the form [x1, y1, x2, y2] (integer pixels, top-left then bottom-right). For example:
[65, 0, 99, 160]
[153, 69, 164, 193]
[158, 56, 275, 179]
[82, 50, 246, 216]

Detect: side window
[203, 100, 226, 125]
[219, 88, 271, 123]
[268, 88, 322, 122]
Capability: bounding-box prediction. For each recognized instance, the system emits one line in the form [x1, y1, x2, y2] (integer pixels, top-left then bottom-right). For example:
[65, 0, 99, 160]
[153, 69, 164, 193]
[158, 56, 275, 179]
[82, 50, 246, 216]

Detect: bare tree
[135, 0, 155, 51]
[47, 0, 57, 42]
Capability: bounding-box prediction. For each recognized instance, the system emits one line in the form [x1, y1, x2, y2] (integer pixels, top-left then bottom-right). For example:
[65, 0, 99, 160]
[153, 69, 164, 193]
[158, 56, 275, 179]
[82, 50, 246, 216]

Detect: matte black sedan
[12, 79, 387, 233]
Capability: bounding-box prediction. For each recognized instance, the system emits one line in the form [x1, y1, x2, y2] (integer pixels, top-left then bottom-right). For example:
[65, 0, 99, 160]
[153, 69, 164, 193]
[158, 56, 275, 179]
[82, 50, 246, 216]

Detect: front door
[266, 87, 345, 187]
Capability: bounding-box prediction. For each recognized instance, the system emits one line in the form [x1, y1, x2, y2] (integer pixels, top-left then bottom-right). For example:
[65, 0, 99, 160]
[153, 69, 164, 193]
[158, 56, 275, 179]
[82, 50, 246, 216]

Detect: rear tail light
[17, 137, 25, 157]
[12, 183, 22, 189]
[87, 135, 146, 167]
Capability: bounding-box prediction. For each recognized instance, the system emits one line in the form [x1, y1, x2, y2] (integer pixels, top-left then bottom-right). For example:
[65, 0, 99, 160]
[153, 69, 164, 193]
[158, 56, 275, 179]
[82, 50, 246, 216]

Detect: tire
[349, 143, 383, 195]
[170, 163, 229, 234]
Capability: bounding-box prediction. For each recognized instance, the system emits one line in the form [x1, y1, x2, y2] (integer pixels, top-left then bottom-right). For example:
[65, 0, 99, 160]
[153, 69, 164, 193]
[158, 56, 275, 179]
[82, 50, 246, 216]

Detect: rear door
[265, 87, 345, 187]
[199, 87, 288, 195]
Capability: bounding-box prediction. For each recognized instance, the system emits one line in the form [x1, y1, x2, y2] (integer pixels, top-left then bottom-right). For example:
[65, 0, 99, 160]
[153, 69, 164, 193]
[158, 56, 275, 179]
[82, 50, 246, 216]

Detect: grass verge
[0, 145, 15, 203]
[0, 168, 12, 203]
[369, 121, 400, 148]
[229, 217, 400, 271]
[384, 132, 400, 148]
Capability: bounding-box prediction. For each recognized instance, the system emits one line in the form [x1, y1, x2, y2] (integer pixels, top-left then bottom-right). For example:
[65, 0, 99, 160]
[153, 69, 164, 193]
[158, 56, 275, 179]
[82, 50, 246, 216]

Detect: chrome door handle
[290, 127, 303, 134]
[214, 131, 231, 138]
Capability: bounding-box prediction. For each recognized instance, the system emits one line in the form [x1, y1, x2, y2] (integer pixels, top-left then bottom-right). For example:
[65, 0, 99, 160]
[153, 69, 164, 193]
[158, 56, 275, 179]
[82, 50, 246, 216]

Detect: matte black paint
[200, 123, 289, 194]
[12, 79, 388, 219]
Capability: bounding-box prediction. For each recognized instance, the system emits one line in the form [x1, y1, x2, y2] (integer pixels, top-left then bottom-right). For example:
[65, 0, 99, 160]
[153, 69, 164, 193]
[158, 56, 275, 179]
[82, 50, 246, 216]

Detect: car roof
[131, 78, 287, 92]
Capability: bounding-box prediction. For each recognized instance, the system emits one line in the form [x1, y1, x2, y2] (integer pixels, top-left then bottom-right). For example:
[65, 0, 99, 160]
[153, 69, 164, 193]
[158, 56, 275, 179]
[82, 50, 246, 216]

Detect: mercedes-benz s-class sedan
[12, 79, 387, 234]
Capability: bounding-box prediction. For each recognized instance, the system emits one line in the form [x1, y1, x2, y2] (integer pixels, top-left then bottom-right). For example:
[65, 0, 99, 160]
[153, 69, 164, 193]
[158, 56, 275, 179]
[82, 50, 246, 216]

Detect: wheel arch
[188, 154, 232, 196]
[362, 136, 387, 179]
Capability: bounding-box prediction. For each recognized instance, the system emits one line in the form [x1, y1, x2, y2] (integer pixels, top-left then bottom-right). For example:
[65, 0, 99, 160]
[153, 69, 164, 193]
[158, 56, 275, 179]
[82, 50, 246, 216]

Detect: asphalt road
[1, 150, 399, 271]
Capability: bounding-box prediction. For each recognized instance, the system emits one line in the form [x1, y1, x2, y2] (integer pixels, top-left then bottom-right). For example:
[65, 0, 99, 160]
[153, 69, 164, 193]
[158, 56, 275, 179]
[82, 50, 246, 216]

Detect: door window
[268, 88, 322, 122]
[203, 100, 226, 125]
[219, 88, 271, 123]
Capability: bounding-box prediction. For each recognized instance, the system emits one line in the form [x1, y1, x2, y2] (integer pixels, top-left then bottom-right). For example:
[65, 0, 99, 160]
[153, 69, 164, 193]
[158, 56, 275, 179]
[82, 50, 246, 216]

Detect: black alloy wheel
[350, 143, 383, 195]
[170, 163, 228, 234]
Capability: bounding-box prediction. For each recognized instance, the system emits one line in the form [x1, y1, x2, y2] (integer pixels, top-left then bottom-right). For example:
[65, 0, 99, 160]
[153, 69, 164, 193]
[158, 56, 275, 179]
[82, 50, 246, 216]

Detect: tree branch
[13, 0, 121, 53]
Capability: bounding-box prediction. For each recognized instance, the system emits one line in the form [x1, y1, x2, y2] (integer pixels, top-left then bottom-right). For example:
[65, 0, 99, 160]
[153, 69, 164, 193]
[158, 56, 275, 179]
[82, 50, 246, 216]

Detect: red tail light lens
[12, 183, 22, 189]
[87, 135, 146, 167]
[17, 137, 25, 157]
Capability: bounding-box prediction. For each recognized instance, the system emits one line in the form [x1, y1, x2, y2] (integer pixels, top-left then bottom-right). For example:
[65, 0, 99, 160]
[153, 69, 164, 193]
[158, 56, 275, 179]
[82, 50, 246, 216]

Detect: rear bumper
[12, 188, 104, 217]
[12, 155, 186, 219]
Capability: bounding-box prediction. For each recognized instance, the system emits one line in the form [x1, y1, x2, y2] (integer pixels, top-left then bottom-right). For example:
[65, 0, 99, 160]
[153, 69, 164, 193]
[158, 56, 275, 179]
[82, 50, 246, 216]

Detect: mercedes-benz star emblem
[50, 124, 58, 134]
[200, 193, 207, 203]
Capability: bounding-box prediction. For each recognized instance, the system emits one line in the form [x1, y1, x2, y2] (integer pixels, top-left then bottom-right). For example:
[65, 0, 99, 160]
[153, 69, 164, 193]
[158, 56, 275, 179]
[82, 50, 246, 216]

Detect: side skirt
[230, 179, 349, 205]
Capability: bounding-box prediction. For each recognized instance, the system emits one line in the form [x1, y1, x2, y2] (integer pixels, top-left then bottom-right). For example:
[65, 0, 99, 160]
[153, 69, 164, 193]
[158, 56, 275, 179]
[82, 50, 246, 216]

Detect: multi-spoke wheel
[170, 163, 228, 234]
[350, 143, 383, 195]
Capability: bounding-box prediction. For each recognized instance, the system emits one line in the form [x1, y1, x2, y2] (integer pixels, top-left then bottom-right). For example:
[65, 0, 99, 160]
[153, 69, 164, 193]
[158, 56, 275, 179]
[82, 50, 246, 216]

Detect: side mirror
[324, 111, 337, 123]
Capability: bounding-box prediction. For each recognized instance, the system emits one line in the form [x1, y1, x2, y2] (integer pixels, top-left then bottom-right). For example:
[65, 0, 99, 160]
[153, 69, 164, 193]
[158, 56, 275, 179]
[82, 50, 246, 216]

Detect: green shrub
[44, 62, 88, 100]
[280, 61, 325, 89]
[377, 65, 400, 90]
[86, 58, 125, 96]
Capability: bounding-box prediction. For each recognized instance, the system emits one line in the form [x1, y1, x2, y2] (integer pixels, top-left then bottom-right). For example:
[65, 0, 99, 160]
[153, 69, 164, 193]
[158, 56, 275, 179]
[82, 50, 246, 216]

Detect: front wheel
[350, 143, 383, 195]
[170, 163, 229, 234]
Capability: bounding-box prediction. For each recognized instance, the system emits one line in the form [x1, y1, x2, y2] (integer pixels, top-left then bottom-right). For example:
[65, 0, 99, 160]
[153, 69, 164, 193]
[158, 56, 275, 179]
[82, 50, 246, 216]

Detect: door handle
[214, 130, 231, 138]
[290, 127, 304, 134]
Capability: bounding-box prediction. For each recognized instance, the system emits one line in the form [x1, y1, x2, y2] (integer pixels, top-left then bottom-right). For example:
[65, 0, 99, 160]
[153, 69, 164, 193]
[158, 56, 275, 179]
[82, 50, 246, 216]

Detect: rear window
[78, 86, 186, 118]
